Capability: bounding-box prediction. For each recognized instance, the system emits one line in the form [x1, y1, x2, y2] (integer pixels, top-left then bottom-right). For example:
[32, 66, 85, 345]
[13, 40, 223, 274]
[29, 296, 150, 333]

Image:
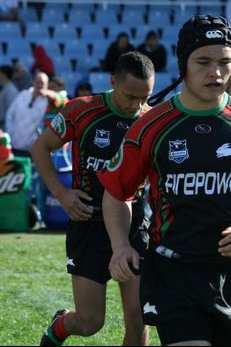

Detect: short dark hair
[146, 30, 157, 40]
[50, 76, 66, 90]
[0, 65, 14, 80]
[114, 51, 155, 81]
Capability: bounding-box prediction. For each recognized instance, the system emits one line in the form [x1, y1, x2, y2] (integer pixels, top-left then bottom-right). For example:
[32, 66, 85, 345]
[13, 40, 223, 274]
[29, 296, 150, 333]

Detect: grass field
[0, 232, 160, 346]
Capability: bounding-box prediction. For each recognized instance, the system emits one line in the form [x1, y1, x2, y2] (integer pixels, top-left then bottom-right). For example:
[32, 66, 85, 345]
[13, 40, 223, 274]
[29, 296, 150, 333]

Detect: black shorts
[66, 214, 149, 284]
[140, 251, 231, 346]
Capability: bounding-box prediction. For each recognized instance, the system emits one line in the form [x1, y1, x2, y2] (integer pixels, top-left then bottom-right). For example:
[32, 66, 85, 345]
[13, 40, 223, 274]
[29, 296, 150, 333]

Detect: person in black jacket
[137, 30, 167, 72]
[103, 32, 134, 74]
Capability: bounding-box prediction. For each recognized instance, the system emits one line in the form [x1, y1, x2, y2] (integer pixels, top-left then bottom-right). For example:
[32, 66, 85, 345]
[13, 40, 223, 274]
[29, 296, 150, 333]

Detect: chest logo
[216, 143, 231, 158]
[169, 140, 189, 164]
[94, 130, 110, 149]
[195, 124, 212, 134]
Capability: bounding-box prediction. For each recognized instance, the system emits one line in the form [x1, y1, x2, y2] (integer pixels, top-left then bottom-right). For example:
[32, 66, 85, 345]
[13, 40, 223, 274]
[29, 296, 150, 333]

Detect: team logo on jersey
[195, 124, 212, 134]
[51, 113, 66, 138]
[94, 130, 110, 148]
[169, 140, 189, 164]
[107, 140, 124, 172]
[216, 143, 231, 158]
[205, 30, 224, 39]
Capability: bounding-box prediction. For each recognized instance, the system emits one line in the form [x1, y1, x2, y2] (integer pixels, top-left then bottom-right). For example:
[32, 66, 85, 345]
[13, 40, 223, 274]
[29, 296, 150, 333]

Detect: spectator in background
[137, 30, 167, 72]
[102, 32, 134, 73]
[31, 45, 55, 79]
[40, 76, 69, 131]
[74, 81, 92, 98]
[5, 72, 49, 156]
[0, 65, 19, 130]
[12, 60, 32, 91]
[0, 0, 26, 35]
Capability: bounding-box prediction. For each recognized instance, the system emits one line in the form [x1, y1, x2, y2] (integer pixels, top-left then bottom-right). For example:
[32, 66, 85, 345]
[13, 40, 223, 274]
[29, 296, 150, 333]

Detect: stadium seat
[53, 23, 77, 41]
[20, 7, 38, 22]
[68, 8, 92, 25]
[41, 7, 65, 24]
[80, 24, 105, 44]
[25, 22, 49, 42]
[89, 72, 111, 93]
[94, 8, 119, 25]
[0, 22, 22, 42]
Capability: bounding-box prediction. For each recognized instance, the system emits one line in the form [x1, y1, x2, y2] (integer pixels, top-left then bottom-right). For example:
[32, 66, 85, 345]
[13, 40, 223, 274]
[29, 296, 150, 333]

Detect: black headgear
[148, 14, 231, 106]
[177, 14, 231, 78]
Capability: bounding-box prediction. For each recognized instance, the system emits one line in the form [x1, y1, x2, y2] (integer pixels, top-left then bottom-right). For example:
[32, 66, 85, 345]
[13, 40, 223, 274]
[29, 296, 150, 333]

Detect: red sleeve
[98, 125, 150, 201]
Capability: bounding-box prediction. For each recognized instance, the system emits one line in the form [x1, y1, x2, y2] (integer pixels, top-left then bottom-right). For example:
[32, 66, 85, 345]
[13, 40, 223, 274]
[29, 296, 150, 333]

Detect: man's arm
[31, 128, 93, 221]
[102, 190, 140, 282]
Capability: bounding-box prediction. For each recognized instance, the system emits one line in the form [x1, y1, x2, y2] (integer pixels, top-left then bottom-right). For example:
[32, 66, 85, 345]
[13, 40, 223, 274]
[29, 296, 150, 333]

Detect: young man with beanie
[98, 15, 231, 346]
[31, 52, 154, 346]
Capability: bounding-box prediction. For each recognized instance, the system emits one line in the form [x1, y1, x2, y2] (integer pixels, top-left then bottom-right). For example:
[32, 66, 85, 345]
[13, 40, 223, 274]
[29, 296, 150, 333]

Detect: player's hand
[58, 189, 93, 221]
[109, 245, 140, 282]
[218, 227, 231, 257]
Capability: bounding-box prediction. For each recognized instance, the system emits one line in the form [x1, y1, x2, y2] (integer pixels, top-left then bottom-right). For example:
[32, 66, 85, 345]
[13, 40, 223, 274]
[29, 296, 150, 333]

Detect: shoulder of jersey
[127, 100, 174, 142]
[62, 93, 106, 115]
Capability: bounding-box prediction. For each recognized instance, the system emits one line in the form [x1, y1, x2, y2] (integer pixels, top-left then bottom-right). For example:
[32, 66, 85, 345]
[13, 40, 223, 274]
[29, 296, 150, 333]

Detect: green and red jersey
[98, 93, 231, 262]
[49, 91, 150, 208]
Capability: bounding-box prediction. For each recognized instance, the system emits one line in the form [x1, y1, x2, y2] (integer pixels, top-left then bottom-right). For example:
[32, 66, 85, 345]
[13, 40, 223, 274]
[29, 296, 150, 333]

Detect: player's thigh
[72, 275, 107, 320]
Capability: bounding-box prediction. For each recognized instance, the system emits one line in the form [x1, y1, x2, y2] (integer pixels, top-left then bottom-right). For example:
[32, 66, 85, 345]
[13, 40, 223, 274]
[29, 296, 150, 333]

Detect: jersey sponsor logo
[216, 143, 231, 158]
[169, 140, 189, 164]
[143, 302, 157, 315]
[165, 172, 231, 195]
[94, 130, 110, 148]
[195, 124, 212, 134]
[86, 156, 110, 172]
[51, 113, 66, 138]
[206, 30, 224, 39]
[107, 141, 124, 172]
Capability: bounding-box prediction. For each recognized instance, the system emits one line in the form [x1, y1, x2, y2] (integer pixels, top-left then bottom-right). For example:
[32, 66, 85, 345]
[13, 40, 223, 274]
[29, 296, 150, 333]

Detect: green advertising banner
[0, 157, 31, 231]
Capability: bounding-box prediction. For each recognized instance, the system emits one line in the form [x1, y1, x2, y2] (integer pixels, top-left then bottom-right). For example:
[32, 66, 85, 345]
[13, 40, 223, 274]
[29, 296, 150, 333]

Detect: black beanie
[177, 14, 231, 78]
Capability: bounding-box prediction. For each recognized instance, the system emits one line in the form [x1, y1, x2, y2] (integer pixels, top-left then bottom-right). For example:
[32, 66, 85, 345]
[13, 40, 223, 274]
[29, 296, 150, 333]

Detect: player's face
[112, 73, 154, 116]
[184, 45, 231, 106]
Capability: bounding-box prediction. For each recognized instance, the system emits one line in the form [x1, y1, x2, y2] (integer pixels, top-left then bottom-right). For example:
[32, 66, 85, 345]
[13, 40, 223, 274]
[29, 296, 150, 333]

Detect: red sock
[54, 312, 70, 341]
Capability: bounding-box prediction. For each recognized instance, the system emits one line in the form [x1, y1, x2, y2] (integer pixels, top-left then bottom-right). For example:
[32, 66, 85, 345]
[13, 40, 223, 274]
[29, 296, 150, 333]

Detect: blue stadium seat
[25, 22, 49, 42]
[20, 7, 38, 22]
[53, 23, 77, 41]
[64, 40, 89, 59]
[0, 22, 22, 42]
[41, 7, 65, 24]
[121, 7, 145, 26]
[7, 40, 32, 60]
[68, 9, 92, 25]
[40, 39, 63, 58]
[154, 72, 172, 95]
[94, 8, 119, 25]
[64, 71, 84, 97]
[80, 24, 105, 44]
[89, 72, 111, 93]
[53, 55, 72, 75]
[78, 55, 101, 74]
